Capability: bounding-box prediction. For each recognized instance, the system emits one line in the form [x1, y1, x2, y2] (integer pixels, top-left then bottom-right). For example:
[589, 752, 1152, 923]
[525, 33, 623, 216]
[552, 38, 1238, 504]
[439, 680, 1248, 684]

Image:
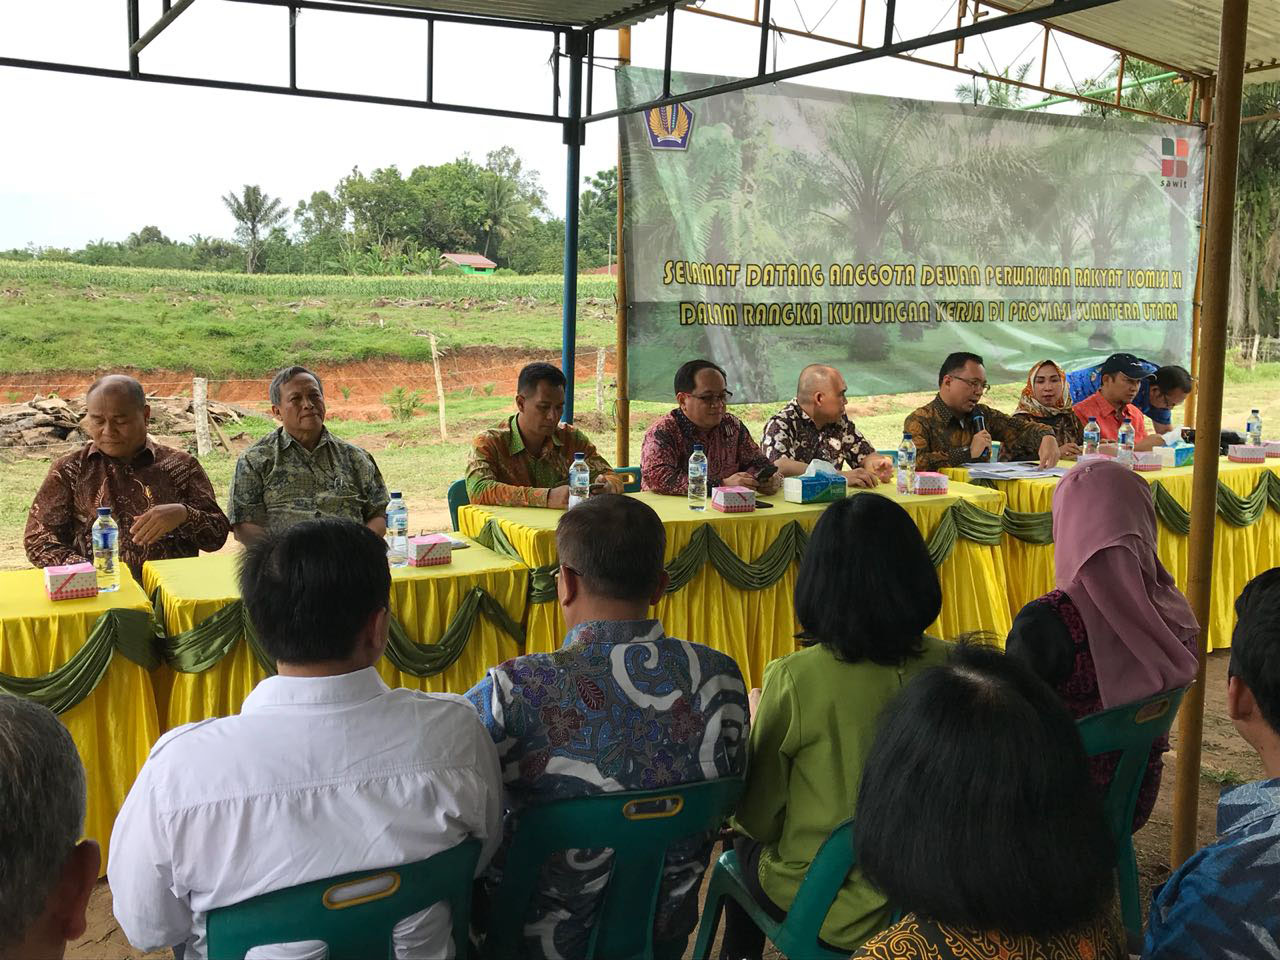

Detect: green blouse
[733, 637, 950, 949]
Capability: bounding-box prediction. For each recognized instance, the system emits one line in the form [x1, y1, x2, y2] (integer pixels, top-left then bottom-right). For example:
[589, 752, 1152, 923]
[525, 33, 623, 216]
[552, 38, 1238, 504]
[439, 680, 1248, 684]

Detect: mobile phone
[755, 500, 774, 509]
[755, 463, 779, 482]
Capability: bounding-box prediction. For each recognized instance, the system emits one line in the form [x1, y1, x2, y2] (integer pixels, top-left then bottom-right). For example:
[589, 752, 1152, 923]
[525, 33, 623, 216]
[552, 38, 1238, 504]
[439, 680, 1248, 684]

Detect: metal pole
[1185, 86, 1213, 428]
[289, 5, 298, 90]
[758, 0, 772, 76]
[561, 30, 586, 424]
[130, 0, 199, 58]
[127, 0, 140, 75]
[662, 2, 675, 99]
[615, 26, 631, 466]
[1171, 0, 1249, 869]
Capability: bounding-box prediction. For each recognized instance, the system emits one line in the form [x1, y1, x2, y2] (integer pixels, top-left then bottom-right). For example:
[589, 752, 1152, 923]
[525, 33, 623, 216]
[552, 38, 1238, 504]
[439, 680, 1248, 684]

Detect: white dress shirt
[109, 667, 502, 960]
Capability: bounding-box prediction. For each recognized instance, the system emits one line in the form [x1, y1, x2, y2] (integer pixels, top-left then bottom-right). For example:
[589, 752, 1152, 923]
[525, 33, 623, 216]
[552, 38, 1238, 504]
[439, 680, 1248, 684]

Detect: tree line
[3, 146, 617, 277]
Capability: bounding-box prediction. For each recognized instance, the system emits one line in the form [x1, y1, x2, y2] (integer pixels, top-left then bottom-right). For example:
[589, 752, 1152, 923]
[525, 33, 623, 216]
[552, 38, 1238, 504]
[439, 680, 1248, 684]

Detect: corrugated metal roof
[333, 0, 684, 28]
[442, 252, 498, 267]
[994, 0, 1280, 80]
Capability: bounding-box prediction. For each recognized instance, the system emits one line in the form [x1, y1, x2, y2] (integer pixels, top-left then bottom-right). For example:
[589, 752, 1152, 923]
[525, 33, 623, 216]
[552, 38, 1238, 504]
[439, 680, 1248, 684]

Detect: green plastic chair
[1076, 685, 1189, 937]
[448, 478, 470, 532]
[205, 838, 481, 960]
[691, 819, 883, 960]
[615, 465, 642, 492]
[481, 778, 743, 960]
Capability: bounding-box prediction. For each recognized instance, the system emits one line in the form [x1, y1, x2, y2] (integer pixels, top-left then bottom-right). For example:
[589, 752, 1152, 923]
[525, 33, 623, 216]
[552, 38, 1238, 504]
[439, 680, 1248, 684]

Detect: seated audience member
[724, 494, 949, 959]
[1014, 360, 1084, 455]
[641, 359, 782, 495]
[466, 495, 748, 958]
[1067, 358, 1192, 437]
[24, 374, 230, 580]
[109, 520, 502, 960]
[1072, 353, 1168, 450]
[227, 366, 389, 543]
[904, 352, 1059, 472]
[1144, 568, 1280, 958]
[465, 362, 623, 508]
[0, 695, 100, 960]
[851, 644, 1125, 960]
[760, 364, 893, 488]
[1007, 459, 1198, 831]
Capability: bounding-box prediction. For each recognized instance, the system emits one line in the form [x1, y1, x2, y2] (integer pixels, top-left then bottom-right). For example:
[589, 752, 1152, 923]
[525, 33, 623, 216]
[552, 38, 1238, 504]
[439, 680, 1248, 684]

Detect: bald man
[761, 365, 893, 488]
[25, 375, 230, 580]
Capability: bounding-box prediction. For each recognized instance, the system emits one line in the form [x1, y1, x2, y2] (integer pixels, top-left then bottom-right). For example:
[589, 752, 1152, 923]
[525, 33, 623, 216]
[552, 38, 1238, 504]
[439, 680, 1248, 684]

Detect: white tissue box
[783, 474, 847, 504]
[1229, 444, 1266, 464]
[1134, 452, 1163, 472]
[914, 472, 949, 495]
[409, 534, 453, 567]
[711, 486, 756, 513]
[1265, 441, 1280, 458]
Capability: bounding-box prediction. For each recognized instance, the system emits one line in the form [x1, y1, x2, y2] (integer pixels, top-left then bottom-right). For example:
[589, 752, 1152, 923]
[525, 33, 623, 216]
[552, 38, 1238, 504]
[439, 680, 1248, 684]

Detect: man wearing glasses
[1072, 353, 1169, 451]
[641, 359, 782, 496]
[905, 352, 1060, 472]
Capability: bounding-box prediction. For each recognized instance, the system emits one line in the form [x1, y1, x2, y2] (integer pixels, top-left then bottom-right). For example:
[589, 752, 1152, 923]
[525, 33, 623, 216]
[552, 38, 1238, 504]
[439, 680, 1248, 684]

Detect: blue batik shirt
[466, 618, 748, 960]
[1144, 778, 1280, 958]
[1067, 365, 1170, 426]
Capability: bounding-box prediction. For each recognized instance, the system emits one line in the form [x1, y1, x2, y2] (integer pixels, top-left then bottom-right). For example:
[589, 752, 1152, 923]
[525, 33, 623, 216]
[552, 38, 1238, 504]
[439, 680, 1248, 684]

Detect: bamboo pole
[596, 347, 605, 413]
[1185, 87, 1213, 428]
[614, 25, 631, 466]
[1171, 0, 1249, 868]
[192, 377, 212, 456]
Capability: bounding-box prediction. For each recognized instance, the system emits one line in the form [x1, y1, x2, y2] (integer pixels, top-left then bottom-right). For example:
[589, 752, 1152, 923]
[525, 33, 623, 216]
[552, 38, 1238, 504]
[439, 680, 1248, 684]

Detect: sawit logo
[1160, 136, 1191, 190]
[646, 103, 694, 150]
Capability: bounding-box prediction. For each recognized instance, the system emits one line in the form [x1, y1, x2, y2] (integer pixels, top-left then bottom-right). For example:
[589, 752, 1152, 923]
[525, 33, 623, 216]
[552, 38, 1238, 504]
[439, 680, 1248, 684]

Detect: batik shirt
[1144, 778, 1280, 958]
[760, 400, 875, 471]
[24, 440, 230, 579]
[465, 416, 622, 508]
[854, 910, 1126, 960]
[466, 618, 748, 959]
[904, 396, 1052, 472]
[226, 426, 389, 533]
[641, 409, 769, 494]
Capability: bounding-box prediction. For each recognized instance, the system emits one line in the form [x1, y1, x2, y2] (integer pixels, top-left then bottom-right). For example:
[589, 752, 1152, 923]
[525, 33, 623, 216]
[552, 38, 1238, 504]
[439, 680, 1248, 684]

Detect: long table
[946, 460, 1280, 650]
[0, 568, 157, 874]
[459, 484, 1011, 690]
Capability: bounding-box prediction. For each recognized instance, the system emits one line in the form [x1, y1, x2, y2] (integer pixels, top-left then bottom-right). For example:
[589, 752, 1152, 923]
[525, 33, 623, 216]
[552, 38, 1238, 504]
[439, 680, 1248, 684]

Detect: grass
[1201, 767, 1249, 788]
[0, 260, 615, 376]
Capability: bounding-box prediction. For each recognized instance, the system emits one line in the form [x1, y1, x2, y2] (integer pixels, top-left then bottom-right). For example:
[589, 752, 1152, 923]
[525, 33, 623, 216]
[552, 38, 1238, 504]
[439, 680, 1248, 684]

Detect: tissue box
[1076, 453, 1115, 466]
[1229, 444, 1266, 464]
[783, 474, 847, 504]
[1265, 441, 1280, 458]
[914, 472, 949, 495]
[408, 534, 453, 567]
[711, 486, 756, 513]
[1134, 451, 1163, 472]
[44, 562, 98, 601]
[1167, 443, 1195, 467]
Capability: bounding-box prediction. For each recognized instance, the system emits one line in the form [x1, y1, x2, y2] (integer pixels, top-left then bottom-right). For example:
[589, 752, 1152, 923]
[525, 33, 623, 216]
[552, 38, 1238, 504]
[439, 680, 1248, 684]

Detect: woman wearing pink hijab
[1006, 458, 1199, 830]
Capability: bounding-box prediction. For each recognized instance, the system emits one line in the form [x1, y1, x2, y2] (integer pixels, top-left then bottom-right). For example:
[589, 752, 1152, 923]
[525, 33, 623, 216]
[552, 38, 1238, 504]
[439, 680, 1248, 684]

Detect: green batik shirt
[465, 415, 622, 508]
[227, 426, 391, 532]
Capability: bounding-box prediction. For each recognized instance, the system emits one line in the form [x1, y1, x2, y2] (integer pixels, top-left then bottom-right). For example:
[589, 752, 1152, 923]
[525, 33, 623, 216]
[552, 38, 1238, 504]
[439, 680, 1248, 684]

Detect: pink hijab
[1052, 459, 1199, 708]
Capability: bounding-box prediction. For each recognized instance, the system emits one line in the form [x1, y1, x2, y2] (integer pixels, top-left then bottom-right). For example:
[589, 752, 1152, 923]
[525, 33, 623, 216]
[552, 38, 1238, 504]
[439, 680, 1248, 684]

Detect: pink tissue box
[1265, 441, 1280, 458]
[712, 486, 756, 513]
[44, 562, 98, 601]
[409, 534, 453, 567]
[1134, 452, 1163, 472]
[914, 472, 949, 495]
[1229, 444, 1266, 463]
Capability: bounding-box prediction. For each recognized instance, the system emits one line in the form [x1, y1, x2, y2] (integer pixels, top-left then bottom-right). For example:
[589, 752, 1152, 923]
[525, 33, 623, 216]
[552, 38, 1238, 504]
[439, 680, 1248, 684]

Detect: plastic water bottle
[896, 433, 916, 495]
[91, 507, 120, 592]
[1117, 417, 1136, 468]
[1247, 409, 1263, 446]
[385, 492, 408, 567]
[688, 444, 708, 511]
[1083, 417, 1101, 456]
[568, 452, 590, 508]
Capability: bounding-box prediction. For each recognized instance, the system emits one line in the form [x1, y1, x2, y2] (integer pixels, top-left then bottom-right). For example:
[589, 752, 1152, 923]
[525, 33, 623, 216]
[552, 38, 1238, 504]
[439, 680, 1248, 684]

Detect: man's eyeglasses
[689, 391, 733, 406]
[550, 563, 582, 583]
[950, 376, 989, 394]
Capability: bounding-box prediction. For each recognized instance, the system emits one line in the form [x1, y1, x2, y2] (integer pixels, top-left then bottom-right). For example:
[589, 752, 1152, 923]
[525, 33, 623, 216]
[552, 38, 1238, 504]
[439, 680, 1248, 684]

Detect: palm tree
[222, 185, 288, 273]
[954, 61, 1034, 108]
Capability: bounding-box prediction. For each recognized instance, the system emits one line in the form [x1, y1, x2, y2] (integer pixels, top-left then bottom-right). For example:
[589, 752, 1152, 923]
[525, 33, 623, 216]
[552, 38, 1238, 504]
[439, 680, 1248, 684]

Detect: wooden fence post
[596, 348, 605, 414]
[192, 377, 212, 456]
[429, 334, 448, 442]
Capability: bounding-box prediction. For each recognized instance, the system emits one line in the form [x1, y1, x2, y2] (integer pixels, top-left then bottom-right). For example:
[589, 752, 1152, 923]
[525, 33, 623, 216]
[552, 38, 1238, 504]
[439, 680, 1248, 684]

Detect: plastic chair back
[205, 838, 481, 960]
[1076, 685, 1188, 936]
[482, 778, 742, 960]
[615, 465, 642, 492]
[447, 478, 470, 532]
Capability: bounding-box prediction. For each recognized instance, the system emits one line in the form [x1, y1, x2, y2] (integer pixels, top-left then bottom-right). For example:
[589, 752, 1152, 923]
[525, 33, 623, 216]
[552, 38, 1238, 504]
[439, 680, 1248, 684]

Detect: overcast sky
[0, 0, 1118, 250]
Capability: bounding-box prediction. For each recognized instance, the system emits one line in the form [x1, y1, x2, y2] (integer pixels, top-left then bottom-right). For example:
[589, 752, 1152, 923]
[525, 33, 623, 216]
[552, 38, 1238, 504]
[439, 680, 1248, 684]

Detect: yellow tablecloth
[946, 461, 1280, 650]
[459, 485, 1010, 689]
[0, 568, 157, 875]
[142, 541, 529, 731]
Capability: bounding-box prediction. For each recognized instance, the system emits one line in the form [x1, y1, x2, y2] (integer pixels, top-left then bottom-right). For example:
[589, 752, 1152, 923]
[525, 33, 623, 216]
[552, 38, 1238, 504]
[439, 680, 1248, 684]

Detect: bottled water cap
[574, 452, 585, 460]
[97, 507, 112, 517]
[1088, 417, 1097, 422]
[693, 443, 704, 451]
[390, 491, 401, 498]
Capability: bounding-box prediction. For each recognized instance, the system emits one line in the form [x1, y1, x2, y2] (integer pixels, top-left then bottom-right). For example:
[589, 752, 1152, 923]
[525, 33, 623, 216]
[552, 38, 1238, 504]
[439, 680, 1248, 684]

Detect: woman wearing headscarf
[1006, 459, 1199, 830]
[1014, 360, 1085, 455]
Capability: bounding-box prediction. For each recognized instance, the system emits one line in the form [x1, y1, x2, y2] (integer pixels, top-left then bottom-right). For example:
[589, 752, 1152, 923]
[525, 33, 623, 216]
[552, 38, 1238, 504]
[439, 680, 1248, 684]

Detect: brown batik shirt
[24, 439, 230, 579]
[465, 416, 623, 508]
[904, 395, 1051, 472]
[760, 400, 876, 471]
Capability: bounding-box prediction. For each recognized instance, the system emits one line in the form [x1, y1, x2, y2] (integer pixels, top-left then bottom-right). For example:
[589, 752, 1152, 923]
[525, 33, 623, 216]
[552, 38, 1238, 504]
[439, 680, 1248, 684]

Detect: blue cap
[96, 507, 112, 516]
[1099, 353, 1157, 380]
[390, 491, 401, 498]
[573, 452, 585, 459]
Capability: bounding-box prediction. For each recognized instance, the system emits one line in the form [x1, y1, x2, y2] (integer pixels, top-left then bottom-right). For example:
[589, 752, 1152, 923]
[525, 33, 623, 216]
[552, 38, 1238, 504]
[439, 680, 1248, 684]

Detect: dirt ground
[65, 652, 1247, 960]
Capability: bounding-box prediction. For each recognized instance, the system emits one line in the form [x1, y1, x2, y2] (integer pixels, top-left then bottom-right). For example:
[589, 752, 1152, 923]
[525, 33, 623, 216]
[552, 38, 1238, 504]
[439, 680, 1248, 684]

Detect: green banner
[618, 67, 1204, 403]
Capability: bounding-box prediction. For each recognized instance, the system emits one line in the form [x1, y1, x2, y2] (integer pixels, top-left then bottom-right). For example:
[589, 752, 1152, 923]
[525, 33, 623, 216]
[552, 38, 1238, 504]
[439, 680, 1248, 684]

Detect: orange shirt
[1073, 391, 1148, 442]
